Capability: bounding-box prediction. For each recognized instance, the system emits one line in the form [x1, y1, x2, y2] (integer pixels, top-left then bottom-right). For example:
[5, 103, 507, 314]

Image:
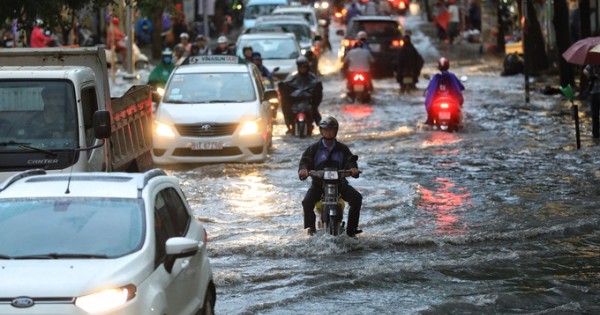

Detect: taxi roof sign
[187, 55, 244, 65]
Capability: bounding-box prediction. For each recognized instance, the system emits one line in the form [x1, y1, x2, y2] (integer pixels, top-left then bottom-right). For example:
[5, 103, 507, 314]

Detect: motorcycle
[399, 71, 418, 94]
[347, 71, 372, 103]
[308, 155, 360, 236]
[429, 95, 462, 132]
[291, 100, 314, 138]
[262, 67, 280, 118]
[105, 37, 149, 70]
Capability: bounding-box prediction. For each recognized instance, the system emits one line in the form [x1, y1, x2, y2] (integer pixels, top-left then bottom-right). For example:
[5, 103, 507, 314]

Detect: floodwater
[141, 15, 600, 315]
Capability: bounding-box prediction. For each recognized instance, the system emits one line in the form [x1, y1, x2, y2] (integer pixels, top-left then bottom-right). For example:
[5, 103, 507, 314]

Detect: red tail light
[297, 112, 306, 122]
[352, 73, 366, 82]
[344, 39, 356, 47]
[392, 40, 403, 47]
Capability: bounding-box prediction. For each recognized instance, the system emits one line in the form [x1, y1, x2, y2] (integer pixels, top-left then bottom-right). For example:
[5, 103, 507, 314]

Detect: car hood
[0, 255, 151, 297]
[156, 102, 260, 124]
[262, 59, 296, 76]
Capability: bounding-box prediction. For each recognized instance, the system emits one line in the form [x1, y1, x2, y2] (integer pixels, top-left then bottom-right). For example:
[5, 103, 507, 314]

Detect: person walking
[584, 64, 600, 138]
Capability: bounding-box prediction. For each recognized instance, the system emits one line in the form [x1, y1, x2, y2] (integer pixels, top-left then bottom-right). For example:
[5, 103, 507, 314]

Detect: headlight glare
[75, 284, 136, 313]
[154, 120, 176, 138]
[240, 120, 260, 135]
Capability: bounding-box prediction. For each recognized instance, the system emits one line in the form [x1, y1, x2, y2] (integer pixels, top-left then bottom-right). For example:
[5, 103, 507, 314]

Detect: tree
[522, 0, 548, 75]
[135, 0, 173, 60]
[554, 0, 575, 87]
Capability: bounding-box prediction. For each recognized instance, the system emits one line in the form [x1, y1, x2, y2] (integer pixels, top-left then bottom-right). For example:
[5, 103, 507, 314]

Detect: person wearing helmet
[173, 43, 187, 65]
[212, 35, 235, 55]
[278, 56, 324, 134]
[147, 48, 175, 90]
[298, 116, 363, 237]
[30, 19, 54, 48]
[195, 34, 210, 55]
[423, 57, 465, 124]
[342, 32, 374, 99]
[179, 32, 191, 53]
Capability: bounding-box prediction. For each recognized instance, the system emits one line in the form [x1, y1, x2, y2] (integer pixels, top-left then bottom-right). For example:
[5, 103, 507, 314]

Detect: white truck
[0, 46, 153, 182]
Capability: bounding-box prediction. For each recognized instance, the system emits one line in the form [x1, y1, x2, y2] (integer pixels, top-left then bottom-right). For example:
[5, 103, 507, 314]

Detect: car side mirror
[272, 66, 280, 73]
[93, 110, 111, 139]
[336, 29, 344, 36]
[164, 237, 201, 273]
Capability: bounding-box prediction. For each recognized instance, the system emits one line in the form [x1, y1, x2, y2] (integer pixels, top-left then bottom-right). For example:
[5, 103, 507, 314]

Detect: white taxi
[152, 55, 277, 164]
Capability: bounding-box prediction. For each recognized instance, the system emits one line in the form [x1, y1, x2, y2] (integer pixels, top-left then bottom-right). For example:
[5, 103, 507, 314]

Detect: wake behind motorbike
[347, 71, 372, 103]
[308, 155, 360, 236]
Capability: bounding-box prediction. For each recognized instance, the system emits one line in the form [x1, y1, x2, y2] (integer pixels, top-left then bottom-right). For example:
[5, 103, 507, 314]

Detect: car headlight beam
[240, 119, 260, 135]
[75, 284, 136, 313]
[154, 120, 176, 138]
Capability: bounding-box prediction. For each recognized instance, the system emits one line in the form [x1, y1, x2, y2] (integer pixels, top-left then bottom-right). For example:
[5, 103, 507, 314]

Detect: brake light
[352, 73, 366, 82]
[297, 112, 306, 122]
[344, 39, 356, 47]
[392, 40, 403, 47]
[440, 103, 450, 109]
[399, 2, 406, 9]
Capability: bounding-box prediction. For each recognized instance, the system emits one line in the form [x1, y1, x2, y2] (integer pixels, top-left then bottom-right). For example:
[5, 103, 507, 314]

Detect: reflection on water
[341, 104, 373, 119]
[420, 131, 463, 148]
[418, 177, 471, 235]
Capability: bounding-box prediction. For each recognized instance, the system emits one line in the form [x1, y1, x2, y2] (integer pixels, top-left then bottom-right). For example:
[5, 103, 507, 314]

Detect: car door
[153, 186, 200, 314]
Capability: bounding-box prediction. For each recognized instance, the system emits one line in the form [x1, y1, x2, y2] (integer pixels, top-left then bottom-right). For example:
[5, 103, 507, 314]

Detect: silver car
[236, 32, 302, 80]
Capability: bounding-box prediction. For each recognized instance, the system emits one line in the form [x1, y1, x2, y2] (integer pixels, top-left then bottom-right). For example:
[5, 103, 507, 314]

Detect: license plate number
[353, 85, 365, 92]
[370, 43, 380, 52]
[191, 142, 223, 150]
[439, 112, 451, 120]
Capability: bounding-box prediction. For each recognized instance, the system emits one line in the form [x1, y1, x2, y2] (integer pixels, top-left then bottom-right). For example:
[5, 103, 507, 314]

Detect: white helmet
[217, 36, 228, 44]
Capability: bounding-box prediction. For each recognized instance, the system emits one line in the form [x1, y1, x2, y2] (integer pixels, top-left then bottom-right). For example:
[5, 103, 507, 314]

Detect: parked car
[337, 16, 404, 78]
[236, 32, 302, 80]
[0, 169, 216, 314]
[153, 55, 277, 164]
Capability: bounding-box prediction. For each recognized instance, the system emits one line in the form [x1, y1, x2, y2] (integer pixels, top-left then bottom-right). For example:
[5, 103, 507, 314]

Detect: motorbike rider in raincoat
[278, 56, 323, 134]
[147, 48, 175, 102]
[395, 34, 424, 93]
[298, 117, 363, 237]
[424, 57, 464, 124]
[342, 34, 374, 98]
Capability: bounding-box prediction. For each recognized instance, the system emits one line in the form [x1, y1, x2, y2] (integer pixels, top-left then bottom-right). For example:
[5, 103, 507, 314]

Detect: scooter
[429, 95, 462, 132]
[399, 71, 418, 94]
[308, 155, 361, 236]
[291, 100, 314, 138]
[105, 37, 149, 70]
[347, 71, 372, 103]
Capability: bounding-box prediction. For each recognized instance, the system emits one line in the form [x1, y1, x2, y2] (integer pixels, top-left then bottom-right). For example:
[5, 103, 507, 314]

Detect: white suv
[0, 169, 216, 315]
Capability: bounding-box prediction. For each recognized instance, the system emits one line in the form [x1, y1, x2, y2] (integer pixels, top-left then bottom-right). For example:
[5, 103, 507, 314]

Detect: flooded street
[153, 16, 600, 314]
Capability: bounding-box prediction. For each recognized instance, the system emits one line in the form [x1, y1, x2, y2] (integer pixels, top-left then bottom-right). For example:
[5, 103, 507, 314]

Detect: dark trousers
[302, 183, 362, 231]
[591, 93, 600, 138]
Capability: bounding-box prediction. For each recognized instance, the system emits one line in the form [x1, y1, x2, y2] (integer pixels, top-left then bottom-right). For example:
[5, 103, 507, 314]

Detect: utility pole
[203, 0, 210, 40]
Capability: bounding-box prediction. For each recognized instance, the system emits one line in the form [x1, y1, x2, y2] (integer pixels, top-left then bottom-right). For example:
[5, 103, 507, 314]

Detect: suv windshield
[348, 21, 402, 38]
[164, 72, 257, 103]
[0, 198, 144, 259]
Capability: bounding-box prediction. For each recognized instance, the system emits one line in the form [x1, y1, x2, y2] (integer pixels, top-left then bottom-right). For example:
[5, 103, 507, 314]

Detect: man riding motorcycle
[278, 56, 323, 134]
[342, 34, 374, 100]
[298, 117, 363, 237]
[395, 34, 424, 93]
[147, 48, 175, 102]
[424, 57, 464, 124]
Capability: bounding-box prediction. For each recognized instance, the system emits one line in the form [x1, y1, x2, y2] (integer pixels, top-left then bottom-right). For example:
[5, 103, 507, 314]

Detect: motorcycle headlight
[75, 284, 136, 313]
[156, 87, 165, 97]
[240, 119, 261, 135]
[154, 120, 176, 138]
[269, 97, 279, 105]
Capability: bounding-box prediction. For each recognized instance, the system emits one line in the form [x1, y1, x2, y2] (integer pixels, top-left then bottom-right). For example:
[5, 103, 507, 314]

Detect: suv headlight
[75, 284, 136, 313]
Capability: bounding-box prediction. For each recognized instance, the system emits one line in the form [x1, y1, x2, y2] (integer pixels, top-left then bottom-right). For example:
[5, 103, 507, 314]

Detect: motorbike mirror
[272, 67, 280, 73]
[460, 75, 468, 82]
[336, 29, 344, 36]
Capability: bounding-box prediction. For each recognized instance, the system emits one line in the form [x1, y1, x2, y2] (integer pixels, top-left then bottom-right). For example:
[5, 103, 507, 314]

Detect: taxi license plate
[370, 43, 380, 52]
[191, 142, 223, 150]
[439, 112, 451, 120]
[353, 84, 365, 92]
